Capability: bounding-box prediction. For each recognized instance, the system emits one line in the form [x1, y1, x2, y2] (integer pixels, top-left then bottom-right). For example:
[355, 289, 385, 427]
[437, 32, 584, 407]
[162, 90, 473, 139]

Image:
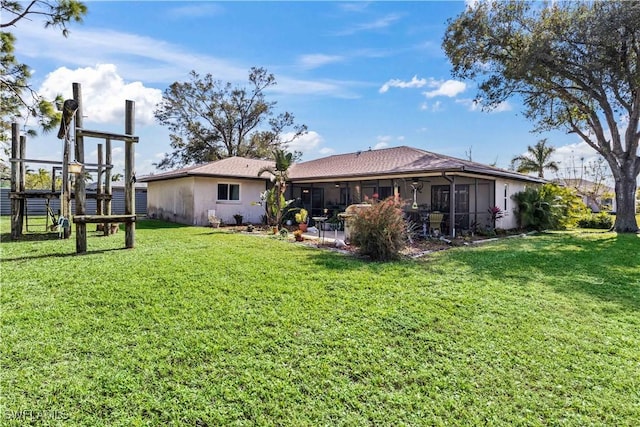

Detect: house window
[218, 183, 240, 201]
[503, 184, 509, 211]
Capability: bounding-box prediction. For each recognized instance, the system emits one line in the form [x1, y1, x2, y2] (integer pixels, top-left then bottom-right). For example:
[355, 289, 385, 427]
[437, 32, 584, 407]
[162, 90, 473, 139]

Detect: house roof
[139, 156, 275, 183]
[140, 146, 545, 184]
[555, 178, 614, 194]
[289, 146, 545, 183]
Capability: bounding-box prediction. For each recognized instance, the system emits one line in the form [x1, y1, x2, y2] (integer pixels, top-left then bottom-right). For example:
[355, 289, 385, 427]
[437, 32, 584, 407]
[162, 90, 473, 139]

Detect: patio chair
[429, 211, 444, 236]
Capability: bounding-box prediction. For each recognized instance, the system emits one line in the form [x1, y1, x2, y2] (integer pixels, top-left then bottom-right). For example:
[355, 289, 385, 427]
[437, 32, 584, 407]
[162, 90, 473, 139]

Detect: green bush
[351, 197, 408, 261]
[512, 183, 588, 231]
[577, 212, 614, 229]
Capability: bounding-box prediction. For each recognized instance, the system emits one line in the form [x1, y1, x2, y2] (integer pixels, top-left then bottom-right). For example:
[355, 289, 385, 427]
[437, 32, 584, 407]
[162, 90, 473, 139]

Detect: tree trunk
[613, 175, 638, 233]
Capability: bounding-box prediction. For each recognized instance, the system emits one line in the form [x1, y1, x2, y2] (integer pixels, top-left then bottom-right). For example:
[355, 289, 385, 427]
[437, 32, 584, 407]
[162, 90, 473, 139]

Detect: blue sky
[11, 0, 602, 178]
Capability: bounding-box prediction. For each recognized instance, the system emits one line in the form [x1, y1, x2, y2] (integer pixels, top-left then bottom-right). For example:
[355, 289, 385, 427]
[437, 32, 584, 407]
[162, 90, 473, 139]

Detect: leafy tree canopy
[443, 0, 639, 232]
[154, 68, 307, 169]
[1, 0, 87, 177]
[510, 139, 558, 178]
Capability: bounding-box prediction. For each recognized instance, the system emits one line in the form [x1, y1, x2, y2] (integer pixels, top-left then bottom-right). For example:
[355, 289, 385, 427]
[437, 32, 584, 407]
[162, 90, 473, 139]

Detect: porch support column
[449, 175, 456, 238]
[474, 178, 478, 225]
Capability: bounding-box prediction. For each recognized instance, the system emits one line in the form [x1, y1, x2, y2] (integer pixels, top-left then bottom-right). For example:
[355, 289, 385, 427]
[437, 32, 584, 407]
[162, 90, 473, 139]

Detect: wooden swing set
[9, 82, 138, 253]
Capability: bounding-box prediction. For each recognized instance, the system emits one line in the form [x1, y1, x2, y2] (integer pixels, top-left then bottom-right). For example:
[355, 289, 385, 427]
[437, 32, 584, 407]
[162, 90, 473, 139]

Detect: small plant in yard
[350, 196, 408, 261]
[293, 229, 304, 241]
[295, 208, 308, 231]
[294, 208, 308, 225]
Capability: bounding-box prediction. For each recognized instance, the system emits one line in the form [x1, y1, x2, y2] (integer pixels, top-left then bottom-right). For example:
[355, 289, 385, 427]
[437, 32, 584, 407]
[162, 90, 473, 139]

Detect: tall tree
[510, 139, 559, 178]
[443, 0, 640, 233]
[154, 68, 307, 169]
[1, 0, 87, 177]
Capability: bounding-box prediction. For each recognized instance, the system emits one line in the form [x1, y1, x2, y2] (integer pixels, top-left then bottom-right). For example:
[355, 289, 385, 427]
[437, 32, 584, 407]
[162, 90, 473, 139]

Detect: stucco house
[140, 146, 545, 236]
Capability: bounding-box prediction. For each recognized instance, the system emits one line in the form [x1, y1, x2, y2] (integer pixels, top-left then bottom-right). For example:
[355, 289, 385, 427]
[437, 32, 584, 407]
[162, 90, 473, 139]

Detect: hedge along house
[141, 146, 545, 235]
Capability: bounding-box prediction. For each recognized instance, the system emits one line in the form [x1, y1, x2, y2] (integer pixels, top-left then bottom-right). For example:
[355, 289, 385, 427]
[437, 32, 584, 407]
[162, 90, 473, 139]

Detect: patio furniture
[429, 211, 444, 236]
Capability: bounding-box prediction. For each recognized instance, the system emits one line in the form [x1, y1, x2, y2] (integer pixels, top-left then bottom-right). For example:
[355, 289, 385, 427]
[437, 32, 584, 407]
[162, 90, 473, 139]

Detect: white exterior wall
[147, 177, 195, 224]
[193, 177, 266, 226]
[495, 178, 529, 230]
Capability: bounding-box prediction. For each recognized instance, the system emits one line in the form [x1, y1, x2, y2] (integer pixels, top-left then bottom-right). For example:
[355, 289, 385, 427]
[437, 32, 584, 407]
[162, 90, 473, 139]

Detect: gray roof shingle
[140, 146, 544, 184]
[140, 157, 274, 182]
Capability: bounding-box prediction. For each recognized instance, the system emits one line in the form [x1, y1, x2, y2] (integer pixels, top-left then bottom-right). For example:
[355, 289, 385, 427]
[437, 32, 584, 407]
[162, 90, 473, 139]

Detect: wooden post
[18, 134, 26, 234]
[96, 143, 104, 233]
[104, 138, 112, 236]
[10, 123, 21, 239]
[124, 100, 135, 249]
[73, 83, 87, 253]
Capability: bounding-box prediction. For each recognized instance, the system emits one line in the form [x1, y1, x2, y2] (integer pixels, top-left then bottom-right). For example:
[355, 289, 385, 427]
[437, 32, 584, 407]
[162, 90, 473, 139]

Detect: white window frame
[503, 183, 509, 213]
[217, 182, 241, 202]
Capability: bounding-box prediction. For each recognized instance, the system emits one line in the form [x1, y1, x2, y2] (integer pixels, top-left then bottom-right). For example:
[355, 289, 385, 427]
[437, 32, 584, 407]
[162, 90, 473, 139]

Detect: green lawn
[1, 219, 639, 426]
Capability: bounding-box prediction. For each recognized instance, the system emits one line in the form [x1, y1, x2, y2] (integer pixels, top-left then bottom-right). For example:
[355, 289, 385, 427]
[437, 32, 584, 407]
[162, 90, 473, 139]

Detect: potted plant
[293, 229, 304, 241]
[295, 208, 309, 232]
[233, 213, 243, 225]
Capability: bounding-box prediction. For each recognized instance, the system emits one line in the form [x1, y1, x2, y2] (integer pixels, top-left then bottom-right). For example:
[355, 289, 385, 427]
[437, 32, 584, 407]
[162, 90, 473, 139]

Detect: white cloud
[38, 64, 163, 126]
[551, 141, 601, 173]
[334, 13, 402, 36]
[14, 20, 356, 98]
[318, 147, 336, 155]
[298, 54, 344, 70]
[420, 100, 443, 112]
[374, 135, 404, 149]
[423, 80, 466, 98]
[168, 3, 224, 19]
[283, 130, 324, 153]
[379, 75, 427, 93]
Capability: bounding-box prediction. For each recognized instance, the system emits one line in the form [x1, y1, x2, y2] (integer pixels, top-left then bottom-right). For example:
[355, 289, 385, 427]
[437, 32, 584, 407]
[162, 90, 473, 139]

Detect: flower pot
[299, 223, 308, 232]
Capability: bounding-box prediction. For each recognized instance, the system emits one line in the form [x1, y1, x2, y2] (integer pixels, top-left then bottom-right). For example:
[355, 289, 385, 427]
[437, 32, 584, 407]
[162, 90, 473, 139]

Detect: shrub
[350, 196, 408, 261]
[577, 212, 614, 229]
[512, 183, 588, 231]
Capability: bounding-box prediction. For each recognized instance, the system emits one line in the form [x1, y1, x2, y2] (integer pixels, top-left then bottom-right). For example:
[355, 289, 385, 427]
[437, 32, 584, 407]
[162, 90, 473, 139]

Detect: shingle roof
[288, 146, 544, 182]
[140, 146, 544, 184]
[140, 157, 274, 182]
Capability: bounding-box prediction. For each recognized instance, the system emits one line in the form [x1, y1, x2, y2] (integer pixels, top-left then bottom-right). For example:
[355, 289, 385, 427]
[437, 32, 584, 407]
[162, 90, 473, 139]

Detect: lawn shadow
[0, 232, 62, 243]
[2, 246, 131, 262]
[450, 232, 640, 312]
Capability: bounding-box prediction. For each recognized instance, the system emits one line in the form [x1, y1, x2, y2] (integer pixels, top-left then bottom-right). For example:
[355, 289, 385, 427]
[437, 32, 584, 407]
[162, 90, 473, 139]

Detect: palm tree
[258, 149, 294, 227]
[510, 139, 559, 178]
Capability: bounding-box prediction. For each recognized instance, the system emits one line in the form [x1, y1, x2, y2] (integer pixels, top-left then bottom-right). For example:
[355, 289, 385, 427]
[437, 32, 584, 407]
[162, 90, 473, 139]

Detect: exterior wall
[494, 178, 530, 230]
[147, 177, 194, 225]
[192, 177, 266, 226]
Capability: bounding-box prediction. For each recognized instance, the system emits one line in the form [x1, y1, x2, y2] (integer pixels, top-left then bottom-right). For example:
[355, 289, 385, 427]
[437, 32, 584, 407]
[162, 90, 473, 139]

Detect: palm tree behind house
[510, 139, 559, 178]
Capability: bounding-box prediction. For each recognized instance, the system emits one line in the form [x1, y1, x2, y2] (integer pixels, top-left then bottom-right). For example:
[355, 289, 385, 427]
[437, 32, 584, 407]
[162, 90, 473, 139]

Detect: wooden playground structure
[9, 82, 138, 253]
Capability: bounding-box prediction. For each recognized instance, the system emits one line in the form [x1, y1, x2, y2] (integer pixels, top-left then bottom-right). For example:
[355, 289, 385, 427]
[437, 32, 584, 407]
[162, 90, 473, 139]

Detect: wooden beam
[76, 128, 138, 142]
[72, 215, 136, 224]
[9, 158, 113, 168]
